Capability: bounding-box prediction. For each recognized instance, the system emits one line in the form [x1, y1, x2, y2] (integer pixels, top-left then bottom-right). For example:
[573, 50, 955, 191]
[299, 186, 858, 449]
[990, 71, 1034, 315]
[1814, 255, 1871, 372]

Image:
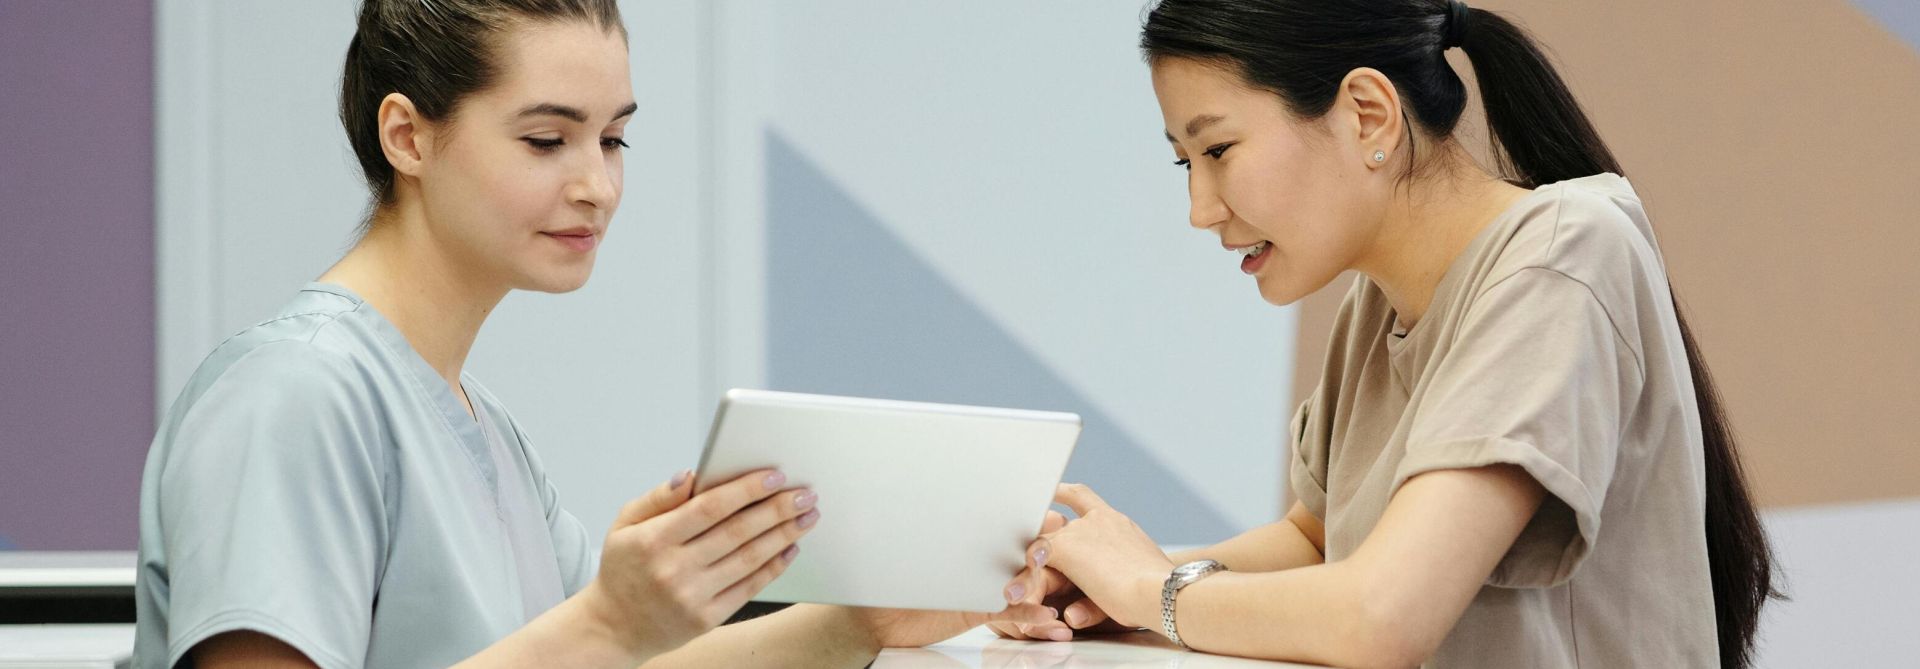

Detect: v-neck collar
[301, 282, 494, 483]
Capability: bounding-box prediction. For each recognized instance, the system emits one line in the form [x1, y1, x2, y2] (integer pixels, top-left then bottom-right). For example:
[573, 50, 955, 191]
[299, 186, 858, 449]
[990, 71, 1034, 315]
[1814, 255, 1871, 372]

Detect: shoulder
[163, 299, 395, 460]
[179, 288, 396, 415]
[1493, 174, 1664, 292]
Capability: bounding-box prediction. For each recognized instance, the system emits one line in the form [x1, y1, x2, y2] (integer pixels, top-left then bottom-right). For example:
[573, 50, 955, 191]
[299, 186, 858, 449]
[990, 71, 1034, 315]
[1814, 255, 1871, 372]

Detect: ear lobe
[377, 92, 427, 178]
[1337, 68, 1403, 167]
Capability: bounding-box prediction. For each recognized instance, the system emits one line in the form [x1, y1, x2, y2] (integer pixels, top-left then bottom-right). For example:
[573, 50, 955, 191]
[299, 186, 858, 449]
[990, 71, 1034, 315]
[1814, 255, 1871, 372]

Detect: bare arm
[192, 590, 664, 669]
[635, 605, 877, 669]
[1046, 466, 1545, 668]
[994, 500, 1327, 639]
[1168, 500, 1326, 572]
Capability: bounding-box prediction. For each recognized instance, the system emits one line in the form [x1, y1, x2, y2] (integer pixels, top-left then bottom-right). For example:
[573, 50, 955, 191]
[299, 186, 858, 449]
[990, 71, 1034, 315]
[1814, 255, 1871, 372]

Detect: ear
[1332, 68, 1404, 170]
[376, 93, 430, 180]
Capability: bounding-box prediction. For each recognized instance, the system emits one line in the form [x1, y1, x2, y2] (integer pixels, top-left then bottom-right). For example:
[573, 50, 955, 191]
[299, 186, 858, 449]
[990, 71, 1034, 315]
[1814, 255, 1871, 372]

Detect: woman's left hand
[1020, 483, 1173, 630]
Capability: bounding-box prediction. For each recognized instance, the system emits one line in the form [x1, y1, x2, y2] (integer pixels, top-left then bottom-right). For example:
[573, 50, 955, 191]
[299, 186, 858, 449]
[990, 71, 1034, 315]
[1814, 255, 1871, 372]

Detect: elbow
[1337, 581, 1442, 669]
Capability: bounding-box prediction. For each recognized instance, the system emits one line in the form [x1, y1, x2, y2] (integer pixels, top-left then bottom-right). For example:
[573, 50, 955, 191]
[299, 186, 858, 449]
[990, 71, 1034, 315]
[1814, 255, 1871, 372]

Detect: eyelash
[1172, 143, 1234, 170]
[523, 137, 631, 152]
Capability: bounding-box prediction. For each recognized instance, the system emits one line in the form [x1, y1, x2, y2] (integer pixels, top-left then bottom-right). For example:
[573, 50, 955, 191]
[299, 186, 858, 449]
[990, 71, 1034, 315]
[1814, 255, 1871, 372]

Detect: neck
[318, 198, 507, 409]
[1353, 146, 1531, 331]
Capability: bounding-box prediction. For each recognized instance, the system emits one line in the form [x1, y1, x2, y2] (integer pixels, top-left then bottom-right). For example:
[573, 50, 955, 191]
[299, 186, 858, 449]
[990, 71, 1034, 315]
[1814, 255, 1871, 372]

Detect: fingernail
[1005, 583, 1026, 602]
[1065, 607, 1086, 626]
[1046, 628, 1073, 642]
[669, 469, 690, 489]
[1032, 545, 1049, 566]
[763, 470, 786, 490]
[793, 490, 817, 510]
[1046, 607, 1059, 620]
[781, 544, 800, 563]
[797, 509, 820, 529]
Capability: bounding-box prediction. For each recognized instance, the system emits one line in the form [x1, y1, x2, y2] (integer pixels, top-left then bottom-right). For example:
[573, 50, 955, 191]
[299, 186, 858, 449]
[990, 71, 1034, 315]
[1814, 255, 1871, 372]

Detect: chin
[518, 268, 594, 294]
[1255, 274, 1313, 307]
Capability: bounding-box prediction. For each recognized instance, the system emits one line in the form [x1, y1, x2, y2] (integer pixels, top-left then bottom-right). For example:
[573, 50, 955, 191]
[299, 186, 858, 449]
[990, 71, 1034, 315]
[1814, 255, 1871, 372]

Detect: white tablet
[692, 389, 1081, 612]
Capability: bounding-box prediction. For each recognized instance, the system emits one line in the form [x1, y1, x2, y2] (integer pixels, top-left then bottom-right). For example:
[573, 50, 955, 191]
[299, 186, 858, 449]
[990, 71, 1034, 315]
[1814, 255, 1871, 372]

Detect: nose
[566, 147, 620, 211]
[1187, 174, 1230, 231]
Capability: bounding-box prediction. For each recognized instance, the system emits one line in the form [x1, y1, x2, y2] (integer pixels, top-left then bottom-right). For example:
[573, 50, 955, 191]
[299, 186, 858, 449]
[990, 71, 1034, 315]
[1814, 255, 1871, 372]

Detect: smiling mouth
[1231, 241, 1272, 275]
[1229, 241, 1269, 258]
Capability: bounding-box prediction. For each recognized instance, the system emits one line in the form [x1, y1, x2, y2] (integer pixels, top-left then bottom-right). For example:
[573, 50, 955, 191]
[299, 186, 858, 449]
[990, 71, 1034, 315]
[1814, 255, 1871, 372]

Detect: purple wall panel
[0, 0, 156, 550]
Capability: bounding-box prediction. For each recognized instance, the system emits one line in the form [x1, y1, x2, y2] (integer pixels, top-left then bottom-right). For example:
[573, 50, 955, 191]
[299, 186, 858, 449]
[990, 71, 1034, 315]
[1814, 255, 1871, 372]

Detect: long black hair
[1141, 1, 1780, 666]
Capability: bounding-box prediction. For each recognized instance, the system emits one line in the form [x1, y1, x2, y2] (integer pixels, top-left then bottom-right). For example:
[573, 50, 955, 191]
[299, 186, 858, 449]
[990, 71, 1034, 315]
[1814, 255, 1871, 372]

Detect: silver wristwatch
[1160, 559, 1228, 647]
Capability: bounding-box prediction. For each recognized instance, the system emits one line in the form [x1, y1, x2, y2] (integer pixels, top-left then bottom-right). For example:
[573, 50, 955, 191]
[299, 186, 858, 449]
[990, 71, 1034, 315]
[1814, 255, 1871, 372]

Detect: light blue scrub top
[134, 283, 598, 669]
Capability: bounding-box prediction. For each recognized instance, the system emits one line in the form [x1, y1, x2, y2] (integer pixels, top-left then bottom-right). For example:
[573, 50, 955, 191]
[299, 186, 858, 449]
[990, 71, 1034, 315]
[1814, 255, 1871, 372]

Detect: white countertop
[874, 626, 1328, 668]
[0, 625, 133, 669]
[0, 552, 135, 589]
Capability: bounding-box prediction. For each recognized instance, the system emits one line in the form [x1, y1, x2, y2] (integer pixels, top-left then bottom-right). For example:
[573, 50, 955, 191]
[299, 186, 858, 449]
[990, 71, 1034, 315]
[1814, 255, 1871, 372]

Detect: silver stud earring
[1372, 150, 1387, 163]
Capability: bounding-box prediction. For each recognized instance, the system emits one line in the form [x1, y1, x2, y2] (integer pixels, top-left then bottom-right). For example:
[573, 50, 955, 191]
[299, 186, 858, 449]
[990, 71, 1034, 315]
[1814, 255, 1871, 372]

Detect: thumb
[613, 468, 693, 528]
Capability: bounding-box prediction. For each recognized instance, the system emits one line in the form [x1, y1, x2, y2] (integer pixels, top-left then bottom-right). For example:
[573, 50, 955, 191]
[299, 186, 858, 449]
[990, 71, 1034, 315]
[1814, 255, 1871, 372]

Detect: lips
[1226, 241, 1272, 275]
[542, 228, 598, 252]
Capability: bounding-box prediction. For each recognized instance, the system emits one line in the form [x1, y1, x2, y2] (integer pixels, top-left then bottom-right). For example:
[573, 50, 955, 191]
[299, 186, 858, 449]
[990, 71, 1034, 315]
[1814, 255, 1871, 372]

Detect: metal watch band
[1160, 559, 1227, 647]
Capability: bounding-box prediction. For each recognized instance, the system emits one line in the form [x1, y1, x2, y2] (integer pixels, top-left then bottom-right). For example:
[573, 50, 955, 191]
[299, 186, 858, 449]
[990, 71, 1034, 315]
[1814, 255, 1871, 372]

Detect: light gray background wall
[0, 0, 1907, 665]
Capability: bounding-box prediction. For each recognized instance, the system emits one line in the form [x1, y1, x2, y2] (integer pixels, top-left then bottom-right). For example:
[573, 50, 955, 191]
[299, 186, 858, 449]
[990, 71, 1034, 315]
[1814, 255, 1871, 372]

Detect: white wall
[1754, 499, 1920, 668]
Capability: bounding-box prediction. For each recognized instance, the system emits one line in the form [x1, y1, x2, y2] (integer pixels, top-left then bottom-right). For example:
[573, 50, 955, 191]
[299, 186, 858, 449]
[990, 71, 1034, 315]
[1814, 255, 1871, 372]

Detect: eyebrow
[1164, 114, 1226, 142]
[513, 101, 640, 124]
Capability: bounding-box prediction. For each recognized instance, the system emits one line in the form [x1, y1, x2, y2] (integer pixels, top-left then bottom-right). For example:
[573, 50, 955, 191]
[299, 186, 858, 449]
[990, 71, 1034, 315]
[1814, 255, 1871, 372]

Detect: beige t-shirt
[1290, 174, 1717, 667]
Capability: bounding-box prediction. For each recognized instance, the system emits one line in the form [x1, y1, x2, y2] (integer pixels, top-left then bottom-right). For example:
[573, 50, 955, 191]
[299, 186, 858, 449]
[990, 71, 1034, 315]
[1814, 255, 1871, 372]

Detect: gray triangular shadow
[1854, 0, 1920, 51]
[764, 129, 1235, 544]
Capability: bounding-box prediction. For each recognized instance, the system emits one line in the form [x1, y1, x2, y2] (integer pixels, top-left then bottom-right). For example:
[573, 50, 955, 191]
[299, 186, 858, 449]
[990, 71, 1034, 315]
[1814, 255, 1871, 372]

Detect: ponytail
[1143, 2, 1782, 666]
[1452, 7, 1620, 188]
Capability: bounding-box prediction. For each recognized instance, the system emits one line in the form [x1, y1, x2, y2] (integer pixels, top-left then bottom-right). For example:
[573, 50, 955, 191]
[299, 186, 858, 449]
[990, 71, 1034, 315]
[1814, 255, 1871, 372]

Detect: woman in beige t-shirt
[994, 2, 1781, 667]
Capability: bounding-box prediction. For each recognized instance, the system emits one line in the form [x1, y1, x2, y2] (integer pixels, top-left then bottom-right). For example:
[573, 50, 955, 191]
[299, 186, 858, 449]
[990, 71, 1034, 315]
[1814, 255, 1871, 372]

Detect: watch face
[1174, 560, 1219, 577]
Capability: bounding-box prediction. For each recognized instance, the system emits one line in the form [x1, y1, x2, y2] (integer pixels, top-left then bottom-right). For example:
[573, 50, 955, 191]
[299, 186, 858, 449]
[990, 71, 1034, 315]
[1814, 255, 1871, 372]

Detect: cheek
[461, 153, 561, 228]
[1223, 152, 1322, 243]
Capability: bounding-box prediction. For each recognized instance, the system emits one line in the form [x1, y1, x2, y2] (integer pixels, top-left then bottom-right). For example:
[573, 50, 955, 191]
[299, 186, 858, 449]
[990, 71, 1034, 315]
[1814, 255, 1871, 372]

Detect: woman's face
[414, 21, 634, 294]
[1150, 57, 1384, 306]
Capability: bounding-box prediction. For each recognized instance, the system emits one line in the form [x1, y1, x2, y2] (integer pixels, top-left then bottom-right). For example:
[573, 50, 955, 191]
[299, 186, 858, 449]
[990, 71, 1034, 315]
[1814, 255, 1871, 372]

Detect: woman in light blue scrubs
[132, 1, 1054, 667]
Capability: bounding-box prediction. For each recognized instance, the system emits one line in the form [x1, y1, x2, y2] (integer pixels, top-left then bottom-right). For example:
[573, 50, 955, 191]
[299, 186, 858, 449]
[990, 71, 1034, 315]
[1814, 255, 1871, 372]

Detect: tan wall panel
[1289, 0, 1920, 508]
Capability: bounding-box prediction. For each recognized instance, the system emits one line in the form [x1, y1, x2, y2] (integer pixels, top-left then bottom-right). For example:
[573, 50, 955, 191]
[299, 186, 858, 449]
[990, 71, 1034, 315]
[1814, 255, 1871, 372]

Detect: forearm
[1161, 563, 1394, 668]
[1161, 469, 1545, 668]
[639, 605, 878, 669]
[1169, 514, 1324, 573]
[452, 594, 656, 669]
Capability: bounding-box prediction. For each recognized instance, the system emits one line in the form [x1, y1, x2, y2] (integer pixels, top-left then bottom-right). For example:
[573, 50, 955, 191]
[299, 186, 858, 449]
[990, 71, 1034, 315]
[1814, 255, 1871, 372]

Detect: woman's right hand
[580, 468, 819, 657]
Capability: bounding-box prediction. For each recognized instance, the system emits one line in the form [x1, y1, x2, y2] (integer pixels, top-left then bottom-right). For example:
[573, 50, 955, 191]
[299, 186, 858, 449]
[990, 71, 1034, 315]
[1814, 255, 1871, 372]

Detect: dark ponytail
[1143, 2, 1781, 666]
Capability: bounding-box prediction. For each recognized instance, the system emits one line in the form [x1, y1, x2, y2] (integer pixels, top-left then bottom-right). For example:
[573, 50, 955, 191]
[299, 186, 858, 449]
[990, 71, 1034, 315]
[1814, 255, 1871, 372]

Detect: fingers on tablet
[666, 469, 787, 543]
[1053, 482, 1108, 517]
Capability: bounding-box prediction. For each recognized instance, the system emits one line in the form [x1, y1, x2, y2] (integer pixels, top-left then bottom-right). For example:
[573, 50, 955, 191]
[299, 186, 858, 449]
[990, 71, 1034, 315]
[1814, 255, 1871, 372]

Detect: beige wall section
[1288, 0, 1920, 509]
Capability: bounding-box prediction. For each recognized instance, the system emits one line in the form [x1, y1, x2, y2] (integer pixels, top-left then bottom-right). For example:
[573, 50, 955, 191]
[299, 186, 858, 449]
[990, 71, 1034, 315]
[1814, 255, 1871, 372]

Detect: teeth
[1233, 241, 1269, 257]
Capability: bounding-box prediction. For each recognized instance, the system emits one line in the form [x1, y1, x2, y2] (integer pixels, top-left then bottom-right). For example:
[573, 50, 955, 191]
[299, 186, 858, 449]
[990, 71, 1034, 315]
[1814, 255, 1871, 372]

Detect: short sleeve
[1288, 392, 1329, 522]
[507, 419, 598, 596]
[154, 343, 387, 669]
[1395, 268, 1642, 588]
